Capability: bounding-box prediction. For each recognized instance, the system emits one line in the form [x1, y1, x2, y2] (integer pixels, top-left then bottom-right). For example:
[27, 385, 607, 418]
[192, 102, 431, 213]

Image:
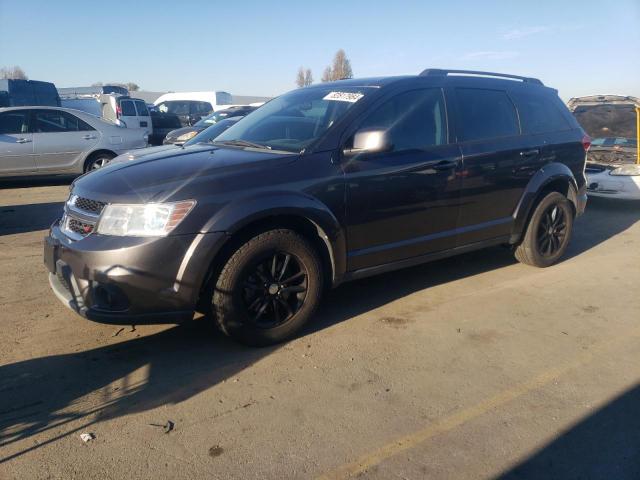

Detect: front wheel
[514, 191, 574, 267]
[211, 229, 323, 346]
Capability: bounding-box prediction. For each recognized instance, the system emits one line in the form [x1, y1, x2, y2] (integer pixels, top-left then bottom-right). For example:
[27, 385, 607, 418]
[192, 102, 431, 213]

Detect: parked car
[568, 95, 640, 200]
[44, 69, 588, 346]
[111, 117, 242, 163]
[163, 106, 257, 144]
[60, 94, 152, 137]
[0, 106, 148, 176]
[0, 79, 60, 107]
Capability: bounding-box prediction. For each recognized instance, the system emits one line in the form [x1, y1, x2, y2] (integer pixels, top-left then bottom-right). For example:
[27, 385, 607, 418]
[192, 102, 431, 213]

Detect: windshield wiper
[213, 139, 271, 150]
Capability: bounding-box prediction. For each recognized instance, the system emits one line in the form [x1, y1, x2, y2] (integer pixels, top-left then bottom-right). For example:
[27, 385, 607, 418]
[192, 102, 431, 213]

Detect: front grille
[73, 196, 106, 215]
[61, 193, 105, 240]
[67, 217, 95, 235]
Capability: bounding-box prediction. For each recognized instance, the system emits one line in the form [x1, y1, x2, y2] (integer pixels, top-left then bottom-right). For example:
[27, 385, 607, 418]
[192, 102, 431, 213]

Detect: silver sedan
[0, 106, 148, 177]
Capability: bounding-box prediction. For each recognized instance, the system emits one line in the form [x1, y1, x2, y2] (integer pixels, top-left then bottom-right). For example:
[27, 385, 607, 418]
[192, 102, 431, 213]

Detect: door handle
[520, 149, 540, 157]
[432, 160, 458, 171]
[82, 135, 97, 140]
[16, 138, 32, 144]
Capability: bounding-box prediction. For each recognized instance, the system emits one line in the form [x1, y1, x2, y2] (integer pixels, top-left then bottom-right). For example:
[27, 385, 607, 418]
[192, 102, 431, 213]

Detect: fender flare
[201, 192, 347, 285]
[511, 163, 578, 240]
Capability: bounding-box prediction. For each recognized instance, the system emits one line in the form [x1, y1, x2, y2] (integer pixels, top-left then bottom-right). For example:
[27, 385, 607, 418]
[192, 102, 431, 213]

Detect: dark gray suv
[45, 69, 588, 346]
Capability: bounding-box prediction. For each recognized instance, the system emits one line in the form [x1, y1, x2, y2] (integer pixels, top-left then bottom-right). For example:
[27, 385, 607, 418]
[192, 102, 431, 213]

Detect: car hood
[113, 144, 180, 162]
[165, 126, 204, 140]
[72, 145, 297, 203]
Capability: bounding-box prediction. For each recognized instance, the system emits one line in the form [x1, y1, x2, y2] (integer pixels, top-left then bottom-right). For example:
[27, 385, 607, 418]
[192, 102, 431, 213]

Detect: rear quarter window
[511, 90, 571, 134]
[455, 88, 519, 142]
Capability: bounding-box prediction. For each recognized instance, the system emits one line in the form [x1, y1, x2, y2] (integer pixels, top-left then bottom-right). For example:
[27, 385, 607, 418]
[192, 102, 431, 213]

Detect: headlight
[610, 165, 640, 176]
[176, 131, 197, 142]
[96, 200, 196, 236]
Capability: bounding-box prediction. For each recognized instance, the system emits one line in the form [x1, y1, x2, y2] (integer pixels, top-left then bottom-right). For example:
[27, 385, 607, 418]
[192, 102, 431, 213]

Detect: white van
[60, 93, 152, 138]
[154, 91, 233, 114]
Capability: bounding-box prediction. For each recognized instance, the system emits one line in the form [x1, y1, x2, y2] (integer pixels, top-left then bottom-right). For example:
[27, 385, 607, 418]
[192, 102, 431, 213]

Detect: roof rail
[420, 69, 543, 85]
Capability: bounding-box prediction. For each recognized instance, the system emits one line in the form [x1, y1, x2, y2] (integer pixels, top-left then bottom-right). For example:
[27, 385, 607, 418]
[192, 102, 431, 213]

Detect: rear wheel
[85, 153, 115, 172]
[514, 191, 574, 267]
[211, 229, 323, 346]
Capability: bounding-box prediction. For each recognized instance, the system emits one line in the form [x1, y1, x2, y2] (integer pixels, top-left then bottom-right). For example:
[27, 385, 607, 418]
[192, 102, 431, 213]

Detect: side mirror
[343, 127, 392, 157]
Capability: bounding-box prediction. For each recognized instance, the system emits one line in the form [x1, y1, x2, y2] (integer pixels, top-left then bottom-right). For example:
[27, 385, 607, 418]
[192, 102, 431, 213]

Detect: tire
[514, 191, 574, 267]
[211, 229, 323, 346]
[85, 153, 115, 172]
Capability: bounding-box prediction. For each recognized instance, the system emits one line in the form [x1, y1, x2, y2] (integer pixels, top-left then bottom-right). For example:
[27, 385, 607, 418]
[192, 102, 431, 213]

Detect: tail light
[582, 134, 592, 152]
[116, 105, 122, 118]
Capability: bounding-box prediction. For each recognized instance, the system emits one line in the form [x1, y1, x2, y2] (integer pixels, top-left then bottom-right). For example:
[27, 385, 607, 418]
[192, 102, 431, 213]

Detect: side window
[33, 110, 89, 133]
[511, 90, 571, 134]
[358, 88, 447, 152]
[120, 100, 137, 117]
[192, 101, 212, 115]
[0, 111, 29, 134]
[456, 88, 519, 142]
[134, 100, 149, 116]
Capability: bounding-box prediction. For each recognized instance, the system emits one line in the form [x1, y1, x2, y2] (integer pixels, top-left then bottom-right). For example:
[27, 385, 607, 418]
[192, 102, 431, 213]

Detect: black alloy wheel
[536, 204, 568, 257]
[241, 251, 308, 329]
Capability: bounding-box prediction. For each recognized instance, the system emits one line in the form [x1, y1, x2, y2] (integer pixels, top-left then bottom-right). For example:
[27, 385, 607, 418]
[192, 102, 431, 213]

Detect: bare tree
[331, 49, 353, 80]
[321, 66, 332, 83]
[125, 82, 140, 91]
[304, 69, 313, 86]
[0, 66, 28, 80]
[296, 67, 305, 88]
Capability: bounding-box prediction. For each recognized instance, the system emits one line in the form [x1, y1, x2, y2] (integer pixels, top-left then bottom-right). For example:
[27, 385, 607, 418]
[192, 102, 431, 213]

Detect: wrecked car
[569, 95, 640, 200]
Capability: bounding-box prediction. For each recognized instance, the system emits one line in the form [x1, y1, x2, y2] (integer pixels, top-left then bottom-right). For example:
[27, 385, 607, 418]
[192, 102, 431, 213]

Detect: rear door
[133, 100, 152, 136]
[453, 87, 527, 246]
[31, 109, 99, 173]
[510, 87, 579, 175]
[118, 98, 139, 128]
[0, 110, 35, 174]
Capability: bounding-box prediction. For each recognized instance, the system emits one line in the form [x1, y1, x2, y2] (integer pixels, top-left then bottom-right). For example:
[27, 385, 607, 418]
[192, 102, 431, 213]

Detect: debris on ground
[149, 420, 174, 434]
[80, 433, 95, 442]
[209, 445, 224, 458]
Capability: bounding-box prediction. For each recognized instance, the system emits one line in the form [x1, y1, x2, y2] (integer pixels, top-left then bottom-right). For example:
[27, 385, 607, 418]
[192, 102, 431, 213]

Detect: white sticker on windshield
[323, 91, 364, 103]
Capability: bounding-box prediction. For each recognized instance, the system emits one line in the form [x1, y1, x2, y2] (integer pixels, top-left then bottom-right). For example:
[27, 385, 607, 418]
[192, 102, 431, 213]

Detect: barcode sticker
[323, 91, 364, 103]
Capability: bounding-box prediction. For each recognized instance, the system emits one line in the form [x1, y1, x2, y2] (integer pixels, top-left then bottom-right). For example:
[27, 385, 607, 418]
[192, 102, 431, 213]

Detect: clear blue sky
[1, 0, 638, 100]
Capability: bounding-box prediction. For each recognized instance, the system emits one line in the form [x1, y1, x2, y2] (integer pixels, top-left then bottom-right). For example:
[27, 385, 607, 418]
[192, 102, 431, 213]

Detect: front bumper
[44, 222, 227, 324]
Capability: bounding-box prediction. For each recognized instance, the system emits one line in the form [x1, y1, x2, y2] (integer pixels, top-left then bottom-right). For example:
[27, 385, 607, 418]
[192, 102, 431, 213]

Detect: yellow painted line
[317, 327, 640, 479]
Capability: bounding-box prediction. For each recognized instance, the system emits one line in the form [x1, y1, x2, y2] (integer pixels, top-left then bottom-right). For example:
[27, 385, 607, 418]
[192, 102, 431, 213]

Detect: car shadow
[0, 176, 74, 190]
[564, 197, 640, 260]
[1, 197, 638, 462]
[0, 201, 64, 236]
[498, 382, 640, 480]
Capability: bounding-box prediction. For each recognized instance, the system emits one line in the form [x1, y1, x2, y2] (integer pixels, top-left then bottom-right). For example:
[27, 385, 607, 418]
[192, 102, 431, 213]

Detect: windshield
[195, 110, 231, 127]
[213, 86, 372, 153]
[184, 117, 241, 145]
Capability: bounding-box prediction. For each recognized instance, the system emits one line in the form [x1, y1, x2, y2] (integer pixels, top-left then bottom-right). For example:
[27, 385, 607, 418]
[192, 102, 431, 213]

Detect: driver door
[342, 88, 463, 271]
